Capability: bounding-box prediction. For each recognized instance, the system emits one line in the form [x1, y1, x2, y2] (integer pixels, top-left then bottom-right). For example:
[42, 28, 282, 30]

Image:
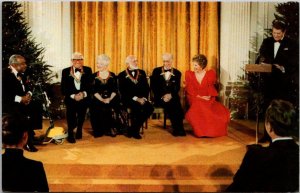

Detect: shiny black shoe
[177, 131, 186, 137]
[132, 134, 142, 139]
[110, 128, 117, 138]
[24, 144, 38, 152]
[67, 137, 76, 143]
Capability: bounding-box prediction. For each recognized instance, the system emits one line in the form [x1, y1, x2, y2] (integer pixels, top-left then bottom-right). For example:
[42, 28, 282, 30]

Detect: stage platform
[24, 118, 263, 192]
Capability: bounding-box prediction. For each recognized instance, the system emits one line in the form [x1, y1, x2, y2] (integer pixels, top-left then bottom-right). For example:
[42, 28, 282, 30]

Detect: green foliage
[274, 2, 299, 43]
[2, 2, 55, 101]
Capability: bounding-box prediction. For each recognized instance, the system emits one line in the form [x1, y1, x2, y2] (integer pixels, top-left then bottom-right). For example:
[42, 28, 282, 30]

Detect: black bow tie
[129, 69, 137, 73]
[274, 39, 282, 43]
[164, 69, 171, 72]
[17, 72, 23, 78]
[75, 68, 82, 73]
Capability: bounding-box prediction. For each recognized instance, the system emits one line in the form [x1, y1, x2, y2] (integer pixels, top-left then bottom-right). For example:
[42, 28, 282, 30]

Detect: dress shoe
[177, 131, 186, 137]
[67, 137, 76, 143]
[132, 134, 142, 139]
[94, 133, 103, 138]
[24, 144, 38, 152]
[110, 128, 117, 137]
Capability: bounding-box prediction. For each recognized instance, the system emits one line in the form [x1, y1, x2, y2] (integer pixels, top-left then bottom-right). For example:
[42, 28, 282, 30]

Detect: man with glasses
[150, 53, 186, 136]
[61, 52, 92, 143]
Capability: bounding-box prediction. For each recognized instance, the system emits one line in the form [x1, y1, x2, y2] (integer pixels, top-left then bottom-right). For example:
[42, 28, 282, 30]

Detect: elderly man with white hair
[61, 52, 92, 143]
[150, 53, 186, 136]
[90, 54, 119, 138]
[118, 55, 154, 139]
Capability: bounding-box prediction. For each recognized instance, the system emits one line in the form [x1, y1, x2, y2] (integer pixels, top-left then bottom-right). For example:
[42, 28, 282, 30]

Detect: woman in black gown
[90, 54, 119, 137]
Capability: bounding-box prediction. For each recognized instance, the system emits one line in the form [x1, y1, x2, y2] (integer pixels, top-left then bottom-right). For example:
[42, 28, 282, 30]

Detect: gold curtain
[73, 2, 219, 82]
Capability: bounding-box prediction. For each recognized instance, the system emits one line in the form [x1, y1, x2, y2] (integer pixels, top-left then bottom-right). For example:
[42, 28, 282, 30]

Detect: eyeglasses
[72, 59, 83, 61]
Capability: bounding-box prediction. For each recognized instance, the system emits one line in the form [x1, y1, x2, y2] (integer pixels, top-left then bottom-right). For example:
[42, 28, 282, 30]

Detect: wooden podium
[245, 64, 272, 144]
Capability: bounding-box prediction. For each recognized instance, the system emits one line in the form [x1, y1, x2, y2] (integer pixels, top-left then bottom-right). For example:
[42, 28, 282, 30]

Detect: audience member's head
[265, 99, 297, 138]
[2, 114, 29, 148]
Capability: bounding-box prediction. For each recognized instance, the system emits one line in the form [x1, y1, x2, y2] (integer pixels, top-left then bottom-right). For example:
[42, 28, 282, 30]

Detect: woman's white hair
[97, 54, 111, 65]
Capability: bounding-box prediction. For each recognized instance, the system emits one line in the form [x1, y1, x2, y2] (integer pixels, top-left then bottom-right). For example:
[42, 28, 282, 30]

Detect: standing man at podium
[256, 19, 299, 142]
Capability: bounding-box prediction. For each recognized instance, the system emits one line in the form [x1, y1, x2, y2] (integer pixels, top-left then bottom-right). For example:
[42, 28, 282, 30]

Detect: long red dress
[185, 70, 230, 137]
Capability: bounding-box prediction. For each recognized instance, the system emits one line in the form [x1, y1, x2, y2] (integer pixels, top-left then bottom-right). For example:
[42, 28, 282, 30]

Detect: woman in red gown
[185, 54, 230, 137]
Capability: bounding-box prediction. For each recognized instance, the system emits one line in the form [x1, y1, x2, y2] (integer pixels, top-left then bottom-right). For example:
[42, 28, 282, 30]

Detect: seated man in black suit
[226, 99, 299, 192]
[61, 52, 92, 143]
[118, 55, 154, 139]
[150, 53, 186, 136]
[2, 114, 49, 192]
[2, 54, 38, 152]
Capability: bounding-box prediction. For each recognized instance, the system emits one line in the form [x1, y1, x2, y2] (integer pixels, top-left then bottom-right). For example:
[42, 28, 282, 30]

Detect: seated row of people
[61, 52, 230, 143]
[2, 99, 298, 192]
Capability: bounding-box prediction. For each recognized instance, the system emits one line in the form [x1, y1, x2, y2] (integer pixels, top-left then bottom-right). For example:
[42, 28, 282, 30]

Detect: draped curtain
[73, 2, 219, 83]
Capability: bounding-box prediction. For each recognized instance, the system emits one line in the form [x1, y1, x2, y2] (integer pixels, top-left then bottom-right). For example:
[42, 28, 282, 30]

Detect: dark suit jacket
[2, 67, 30, 114]
[118, 69, 150, 106]
[226, 139, 299, 192]
[150, 67, 181, 105]
[61, 66, 92, 105]
[256, 37, 298, 102]
[2, 148, 49, 192]
[256, 36, 298, 82]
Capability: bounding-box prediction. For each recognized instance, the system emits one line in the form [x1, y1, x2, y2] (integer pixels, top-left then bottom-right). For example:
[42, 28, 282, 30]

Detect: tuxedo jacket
[150, 66, 181, 105]
[2, 148, 49, 192]
[256, 36, 298, 82]
[2, 67, 30, 114]
[226, 139, 299, 192]
[118, 69, 150, 106]
[61, 66, 93, 105]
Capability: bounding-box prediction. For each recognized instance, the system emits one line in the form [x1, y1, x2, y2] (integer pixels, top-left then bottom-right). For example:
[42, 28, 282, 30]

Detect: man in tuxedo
[150, 53, 186, 136]
[256, 20, 299, 142]
[2, 54, 38, 152]
[118, 55, 154, 139]
[2, 114, 49, 192]
[226, 99, 299, 192]
[61, 52, 92, 143]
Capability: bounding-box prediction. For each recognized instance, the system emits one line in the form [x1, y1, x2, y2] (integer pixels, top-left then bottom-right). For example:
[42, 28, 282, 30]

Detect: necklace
[126, 69, 140, 84]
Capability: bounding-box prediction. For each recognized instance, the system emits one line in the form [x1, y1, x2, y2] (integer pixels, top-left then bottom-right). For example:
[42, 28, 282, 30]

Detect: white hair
[9, 54, 24, 65]
[125, 55, 136, 64]
[71, 52, 84, 60]
[162, 53, 173, 61]
[97, 54, 110, 66]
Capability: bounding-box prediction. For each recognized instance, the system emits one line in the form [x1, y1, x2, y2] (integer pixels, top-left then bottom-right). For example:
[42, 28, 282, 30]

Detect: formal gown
[185, 70, 230, 137]
[90, 71, 119, 136]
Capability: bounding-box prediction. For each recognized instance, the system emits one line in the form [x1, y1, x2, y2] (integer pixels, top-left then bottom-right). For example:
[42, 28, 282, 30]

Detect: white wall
[219, 2, 277, 99]
[20, 1, 72, 83]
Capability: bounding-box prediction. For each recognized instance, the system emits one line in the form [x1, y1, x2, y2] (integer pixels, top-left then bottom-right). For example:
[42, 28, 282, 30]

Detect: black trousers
[65, 99, 88, 138]
[157, 96, 185, 133]
[127, 101, 154, 135]
[3, 102, 37, 145]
